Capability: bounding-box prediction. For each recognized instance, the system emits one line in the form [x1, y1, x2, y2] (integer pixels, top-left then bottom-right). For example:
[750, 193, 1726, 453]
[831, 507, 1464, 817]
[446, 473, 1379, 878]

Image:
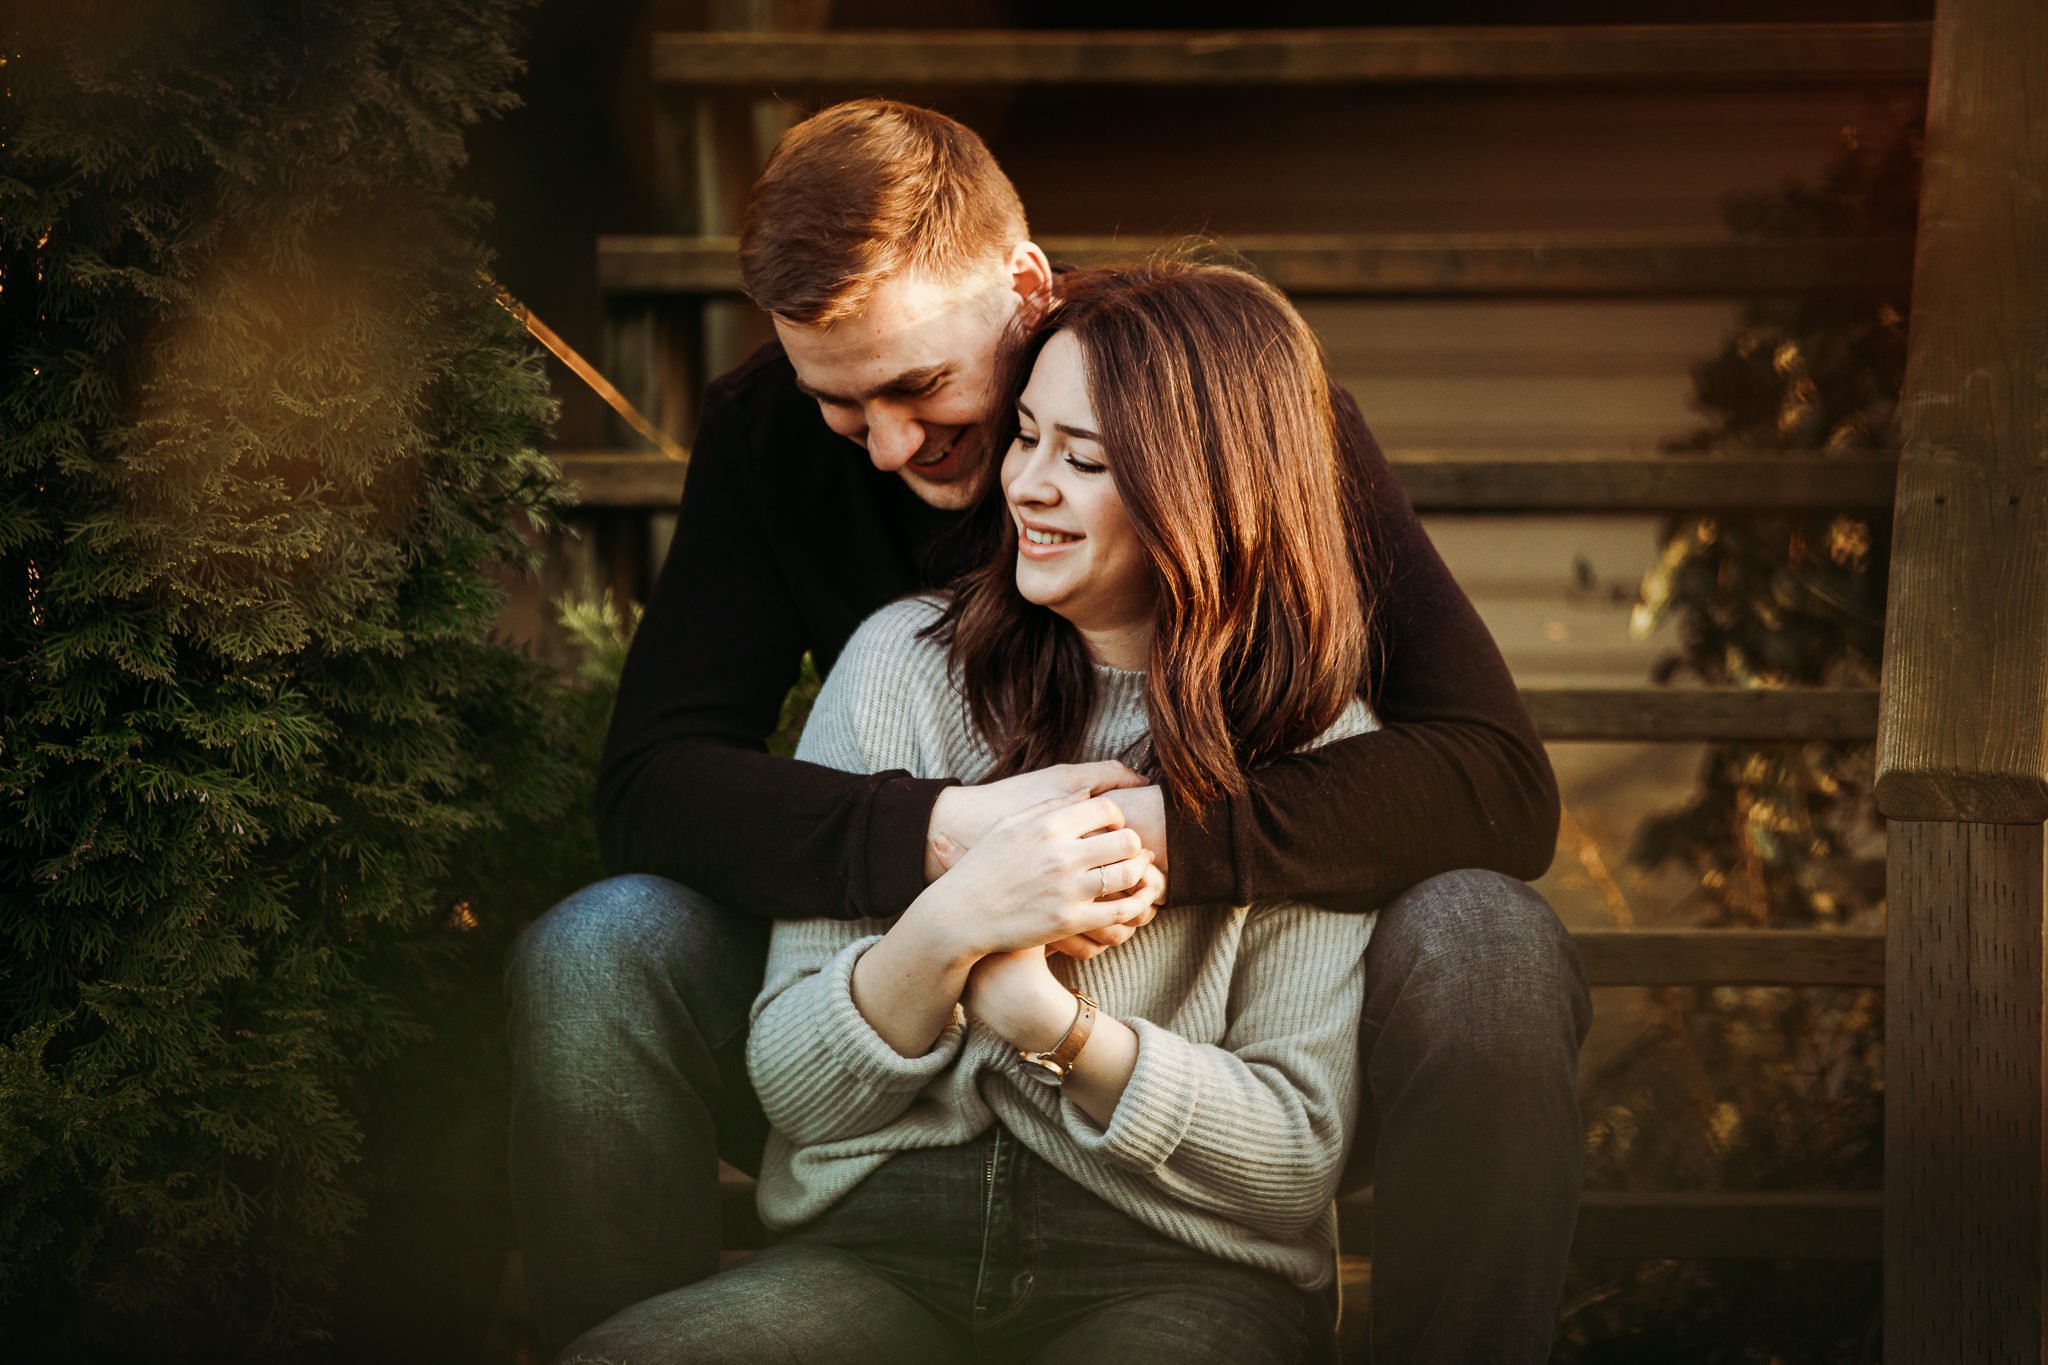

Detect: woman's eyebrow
[1016, 401, 1099, 443]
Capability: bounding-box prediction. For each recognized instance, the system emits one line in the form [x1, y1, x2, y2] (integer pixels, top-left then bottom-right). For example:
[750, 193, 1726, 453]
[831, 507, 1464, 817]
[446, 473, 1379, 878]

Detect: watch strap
[1019, 991, 1099, 1081]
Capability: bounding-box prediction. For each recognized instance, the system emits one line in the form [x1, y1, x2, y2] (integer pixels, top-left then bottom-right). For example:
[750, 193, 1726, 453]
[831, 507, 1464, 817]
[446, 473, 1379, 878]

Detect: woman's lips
[1016, 523, 1083, 559]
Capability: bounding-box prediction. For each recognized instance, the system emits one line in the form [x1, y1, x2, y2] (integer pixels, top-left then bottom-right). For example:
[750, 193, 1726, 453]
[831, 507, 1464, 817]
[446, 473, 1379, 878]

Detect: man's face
[775, 266, 1025, 511]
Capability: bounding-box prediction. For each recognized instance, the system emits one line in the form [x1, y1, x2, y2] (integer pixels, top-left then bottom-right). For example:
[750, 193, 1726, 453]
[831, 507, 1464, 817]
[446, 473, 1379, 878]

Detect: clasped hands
[913, 762, 1166, 1050]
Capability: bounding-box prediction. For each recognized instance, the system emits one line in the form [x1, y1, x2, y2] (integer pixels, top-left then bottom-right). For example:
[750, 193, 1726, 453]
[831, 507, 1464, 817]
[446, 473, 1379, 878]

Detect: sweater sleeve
[1053, 904, 1370, 1239]
[748, 925, 967, 1147]
[1162, 390, 1559, 914]
[746, 603, 966, 1145]
[594, 371, 952, 923]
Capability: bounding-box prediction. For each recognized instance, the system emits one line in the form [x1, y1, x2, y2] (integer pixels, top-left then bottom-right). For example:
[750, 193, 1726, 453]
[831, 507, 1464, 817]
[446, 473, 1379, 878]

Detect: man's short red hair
[738, 99, 1029, 326]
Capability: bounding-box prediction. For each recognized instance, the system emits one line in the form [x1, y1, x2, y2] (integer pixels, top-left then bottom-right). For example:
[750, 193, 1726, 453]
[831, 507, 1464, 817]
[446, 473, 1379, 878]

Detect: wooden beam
[1522, 687, 1877, 742]
[1872, 19, 2048, 824]
[599, 233, 1914, 300]
[652, 24, 1931, 88]
[556, 451, 691, 507]
[1391, 453, 1899, 512]
[1877, 7, 2048, 1349]
[714, 1176, 1881, 1259]
[1886, 820, 2047, 1359]
[552, 450, 1901, 514]
[1574, 929, 1884, 987]
[1553, 1190, 1883, 1261]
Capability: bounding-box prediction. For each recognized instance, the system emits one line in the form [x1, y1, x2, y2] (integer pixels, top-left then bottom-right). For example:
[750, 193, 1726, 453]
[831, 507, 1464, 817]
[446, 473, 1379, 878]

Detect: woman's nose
[1006, 447, 1060, 504]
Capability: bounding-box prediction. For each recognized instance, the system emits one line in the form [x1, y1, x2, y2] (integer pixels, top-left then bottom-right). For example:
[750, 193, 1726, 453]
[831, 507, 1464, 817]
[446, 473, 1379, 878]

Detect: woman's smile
[1017, 518, 1084, 555]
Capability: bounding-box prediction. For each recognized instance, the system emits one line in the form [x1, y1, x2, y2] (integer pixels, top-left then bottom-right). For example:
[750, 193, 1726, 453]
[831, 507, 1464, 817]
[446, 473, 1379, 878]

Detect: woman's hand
[904, 789, 1161, 963]
[960, 947, 1073, 1050]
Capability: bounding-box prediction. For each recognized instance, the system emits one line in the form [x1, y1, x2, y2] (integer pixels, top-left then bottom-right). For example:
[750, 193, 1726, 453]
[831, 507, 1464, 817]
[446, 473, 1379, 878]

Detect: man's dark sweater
[597, 341, 1559, 923]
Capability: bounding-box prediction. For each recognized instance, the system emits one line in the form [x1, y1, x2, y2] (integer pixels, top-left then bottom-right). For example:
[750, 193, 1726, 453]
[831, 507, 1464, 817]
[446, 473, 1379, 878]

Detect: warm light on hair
[935, 262, 1381, 814]
[737, 99, 1029, 326]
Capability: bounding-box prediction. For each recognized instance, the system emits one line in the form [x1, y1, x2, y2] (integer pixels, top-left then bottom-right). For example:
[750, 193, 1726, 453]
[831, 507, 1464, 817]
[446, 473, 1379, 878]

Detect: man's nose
[866, 408, 922, 472]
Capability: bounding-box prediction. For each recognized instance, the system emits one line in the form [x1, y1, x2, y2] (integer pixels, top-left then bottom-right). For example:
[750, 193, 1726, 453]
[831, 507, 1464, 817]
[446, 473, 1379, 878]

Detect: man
[506, 99, 1589, 1364]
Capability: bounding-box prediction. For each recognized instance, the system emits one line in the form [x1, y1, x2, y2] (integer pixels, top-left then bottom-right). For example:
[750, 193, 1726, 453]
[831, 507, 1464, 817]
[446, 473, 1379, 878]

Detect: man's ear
[1006, 241, 1054, 318]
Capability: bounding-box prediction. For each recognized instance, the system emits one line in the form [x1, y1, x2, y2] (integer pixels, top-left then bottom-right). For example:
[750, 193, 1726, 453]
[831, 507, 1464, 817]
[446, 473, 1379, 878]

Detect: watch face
[1019, 1054, 1067, 1083]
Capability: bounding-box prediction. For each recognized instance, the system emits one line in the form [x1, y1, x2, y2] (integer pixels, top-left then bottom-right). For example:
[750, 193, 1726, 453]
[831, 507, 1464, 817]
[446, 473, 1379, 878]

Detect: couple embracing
[508, 99, 1589, 1365]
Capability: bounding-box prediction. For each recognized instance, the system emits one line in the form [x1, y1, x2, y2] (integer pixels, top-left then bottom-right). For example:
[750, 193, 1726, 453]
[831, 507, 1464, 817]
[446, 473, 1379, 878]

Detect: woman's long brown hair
[931, 261, 1382, 818]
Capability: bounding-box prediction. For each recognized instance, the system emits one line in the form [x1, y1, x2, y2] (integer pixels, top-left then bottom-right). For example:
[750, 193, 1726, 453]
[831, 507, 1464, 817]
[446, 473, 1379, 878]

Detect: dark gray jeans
[556, 1126, 1333, 1365]
[505, 869, 1590, 1364]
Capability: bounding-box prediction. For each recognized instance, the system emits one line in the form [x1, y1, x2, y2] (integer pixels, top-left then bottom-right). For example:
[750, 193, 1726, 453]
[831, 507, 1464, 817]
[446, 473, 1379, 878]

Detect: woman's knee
[563, 1245, 957, 1365]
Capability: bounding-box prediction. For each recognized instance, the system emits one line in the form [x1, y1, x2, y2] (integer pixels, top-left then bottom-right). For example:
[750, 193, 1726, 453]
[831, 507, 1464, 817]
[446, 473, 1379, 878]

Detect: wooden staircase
[553, 10, 2048, 1358]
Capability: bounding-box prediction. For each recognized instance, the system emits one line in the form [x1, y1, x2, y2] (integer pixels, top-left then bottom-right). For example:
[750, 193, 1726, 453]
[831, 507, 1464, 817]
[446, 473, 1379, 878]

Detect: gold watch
[1018, 991, 1099, 1084]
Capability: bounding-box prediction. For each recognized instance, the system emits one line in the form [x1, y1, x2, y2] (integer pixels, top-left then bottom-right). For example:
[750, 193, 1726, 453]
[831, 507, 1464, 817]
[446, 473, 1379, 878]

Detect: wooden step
[552, 450, 1892, 515]
[716, 1176, 1881, 1259]
[1386, 452, 1897, 512]
[1573, 929, 1883, 987]
[554, 451, 1898, 515]
[1522, 686, 1877, 742]
[652, 24, 1930, 88]
[599, 232, 1914, 299]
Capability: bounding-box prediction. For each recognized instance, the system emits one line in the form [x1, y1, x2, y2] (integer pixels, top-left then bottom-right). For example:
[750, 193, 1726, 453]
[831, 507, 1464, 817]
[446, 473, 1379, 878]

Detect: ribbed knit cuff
[1061, 1015, 1199, 1172]
[816, 936, 966, 1086]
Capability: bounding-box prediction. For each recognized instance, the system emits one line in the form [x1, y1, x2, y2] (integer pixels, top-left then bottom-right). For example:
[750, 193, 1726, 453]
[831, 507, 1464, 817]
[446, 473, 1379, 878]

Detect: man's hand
[926, 761, 1148, 883]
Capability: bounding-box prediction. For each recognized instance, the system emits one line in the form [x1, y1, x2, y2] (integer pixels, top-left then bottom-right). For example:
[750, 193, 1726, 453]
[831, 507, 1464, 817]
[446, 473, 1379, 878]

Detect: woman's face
[1002, 330, 1156, 667]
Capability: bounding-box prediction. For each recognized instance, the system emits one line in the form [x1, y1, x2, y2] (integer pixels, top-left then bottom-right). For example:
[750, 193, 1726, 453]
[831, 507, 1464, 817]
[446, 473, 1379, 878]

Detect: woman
[561, 262, 1383, 1365]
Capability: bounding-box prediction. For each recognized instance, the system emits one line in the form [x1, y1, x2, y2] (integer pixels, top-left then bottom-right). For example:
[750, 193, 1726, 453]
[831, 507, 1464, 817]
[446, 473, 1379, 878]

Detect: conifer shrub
[0, 3, 589, 1356]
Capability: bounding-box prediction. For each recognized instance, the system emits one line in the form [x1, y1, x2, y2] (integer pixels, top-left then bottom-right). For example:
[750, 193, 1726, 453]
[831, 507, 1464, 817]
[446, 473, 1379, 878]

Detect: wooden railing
[1869, 0, 2048, 1358]
[600, 232, 1916, 299]
[575, 16, 1972, 1341]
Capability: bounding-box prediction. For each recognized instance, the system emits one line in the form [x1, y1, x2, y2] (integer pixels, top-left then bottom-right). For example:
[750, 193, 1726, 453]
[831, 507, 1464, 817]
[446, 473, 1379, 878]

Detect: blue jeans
[555, 1128, 1333, 1364]
[505, 870, 1590, 1364]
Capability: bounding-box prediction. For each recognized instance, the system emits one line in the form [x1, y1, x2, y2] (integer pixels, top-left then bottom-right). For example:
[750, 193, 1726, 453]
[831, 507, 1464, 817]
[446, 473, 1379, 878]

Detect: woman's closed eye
[1015, 430, 1104, 476]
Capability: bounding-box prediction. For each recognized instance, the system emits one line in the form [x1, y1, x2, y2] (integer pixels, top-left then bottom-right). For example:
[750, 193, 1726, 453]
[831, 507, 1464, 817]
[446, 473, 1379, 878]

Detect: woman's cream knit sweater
[747, 595, 1378, 1290]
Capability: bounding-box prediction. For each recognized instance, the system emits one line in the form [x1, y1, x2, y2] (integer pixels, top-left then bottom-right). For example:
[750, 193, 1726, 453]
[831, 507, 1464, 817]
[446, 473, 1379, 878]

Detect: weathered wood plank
[599, 233, 1914, 299]
[1552, 1190, 1884, 1261]
[1871, 4, 2048, 823]
[1886, 820, 2047, 1360]
[1574, 930, 1884, 987]
[715, 1177, 1881, 1259]
[1389, 453, 1899, 512]
[556, 451, 691, 507]
[1522, 687, 1877, 742]
[552, 450, 1901, 514]
[651, 25, 1931, 88]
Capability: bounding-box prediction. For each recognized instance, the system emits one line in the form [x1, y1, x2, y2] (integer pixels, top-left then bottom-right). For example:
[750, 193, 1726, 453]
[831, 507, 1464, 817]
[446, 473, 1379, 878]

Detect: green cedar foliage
[0, 3, 587, 1356]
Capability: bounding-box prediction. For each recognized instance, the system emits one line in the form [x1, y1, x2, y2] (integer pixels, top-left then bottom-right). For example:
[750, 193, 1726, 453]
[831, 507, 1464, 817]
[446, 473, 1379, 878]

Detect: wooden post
[1876, 0, 2048, 1360]
[694, 0, 826, 383]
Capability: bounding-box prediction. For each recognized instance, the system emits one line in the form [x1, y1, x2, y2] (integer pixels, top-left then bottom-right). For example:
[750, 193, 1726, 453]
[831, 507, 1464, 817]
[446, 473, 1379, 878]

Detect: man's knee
[1368, 870, 1591, 1054]
[504, 874, 767, 1045]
